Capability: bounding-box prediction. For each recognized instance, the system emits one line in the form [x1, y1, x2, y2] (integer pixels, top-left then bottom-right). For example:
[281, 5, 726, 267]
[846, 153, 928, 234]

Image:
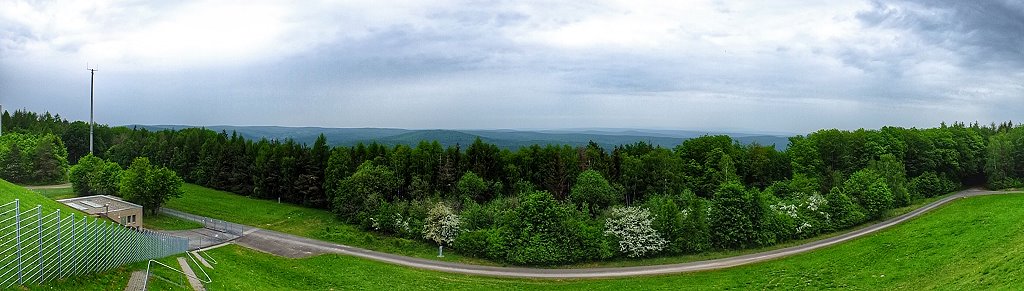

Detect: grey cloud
[858, 0, 1024, 68]
[2, 1, 1021, 133]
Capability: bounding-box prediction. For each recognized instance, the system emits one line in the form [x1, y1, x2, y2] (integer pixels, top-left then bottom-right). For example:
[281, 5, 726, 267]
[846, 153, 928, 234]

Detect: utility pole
[88, 64, 98, 155]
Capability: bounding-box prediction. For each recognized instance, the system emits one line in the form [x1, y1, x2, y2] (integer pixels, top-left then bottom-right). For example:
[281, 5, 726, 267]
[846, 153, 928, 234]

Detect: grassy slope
[0, 180, 199, 290]
[164, 184, 489, 264]
[13, 179, 1024, 290]
[0, 180, 134, 290]
[164, 183, 968, 268]
[0, 179, 76, 213]
[192, 193, 1023, 290]
[144, 213, 203, 231]
[28, 187, 77, 200]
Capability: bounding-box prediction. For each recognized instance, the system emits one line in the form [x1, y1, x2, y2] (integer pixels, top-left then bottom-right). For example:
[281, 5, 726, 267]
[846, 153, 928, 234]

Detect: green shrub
[368, 200, 412, 236]
[329, 161, 400, 223]
[119, 157, 184, 214]
[453, 229, 491, 258]
[843, 168, 894, 219]
[495, 191, 609, 265]
[570, 170, 619, 215]
[459, 201, 494, 231]
[909, 171, 959, 198]
[825, 187, 865, 229]
[870, 154, 909, 207]
[456, 171, 489, 203]
[69, 155, 102, 195]
[644, 195, 686, 254]
[989, 178, 1024, 190]
[710, 182, 765, 249]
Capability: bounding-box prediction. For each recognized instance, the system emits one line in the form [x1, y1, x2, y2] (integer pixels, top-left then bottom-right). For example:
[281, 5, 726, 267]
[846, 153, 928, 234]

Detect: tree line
[0, 132, 69, 184]
[2, 108, 1022, 265]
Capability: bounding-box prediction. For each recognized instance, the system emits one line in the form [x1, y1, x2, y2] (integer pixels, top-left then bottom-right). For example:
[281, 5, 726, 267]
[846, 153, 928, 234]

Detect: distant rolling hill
[129, 125, 793, 150]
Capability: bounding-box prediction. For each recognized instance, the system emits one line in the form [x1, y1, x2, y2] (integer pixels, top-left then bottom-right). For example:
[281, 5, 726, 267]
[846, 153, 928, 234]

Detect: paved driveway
[153, 227, 240, 250]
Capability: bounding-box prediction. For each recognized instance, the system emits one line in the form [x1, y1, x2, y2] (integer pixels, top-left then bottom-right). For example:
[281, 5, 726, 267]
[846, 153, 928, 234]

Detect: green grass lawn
[0, 179, 76, 212]
[19, 263, 141, 291]
[0, 180, 130, 290]
[18, 255, 202, 291]
[144, 212, 204, 230]
[187, 193, 1024, 290]
[0, 180, 197, 291]
[16, 181, 1024, 290]
[164, 183, 973, 268]
[164, 184, 491, 265]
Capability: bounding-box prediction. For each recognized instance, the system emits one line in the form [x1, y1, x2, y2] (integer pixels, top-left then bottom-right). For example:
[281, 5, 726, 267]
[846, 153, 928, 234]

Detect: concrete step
[124, 270, 147, 291]
[177, 257, 207, 291]
[192, 251, 214, 269]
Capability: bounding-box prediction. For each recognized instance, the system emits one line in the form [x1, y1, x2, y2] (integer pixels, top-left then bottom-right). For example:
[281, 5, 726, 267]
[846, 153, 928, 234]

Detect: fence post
[16, 199, 22, 285]
[37, 206, 42, 283]
[105, 220, 111, 270]
[70, 214, 76, 278]
[56, 209, 61, 279]
[70, 217, 75, 277]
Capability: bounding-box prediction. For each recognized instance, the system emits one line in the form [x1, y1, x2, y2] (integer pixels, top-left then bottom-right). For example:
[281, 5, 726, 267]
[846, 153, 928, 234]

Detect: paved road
[151, 227, 240, 250]
[162, 188, 1017, 279]
[22, 183, 72, 190]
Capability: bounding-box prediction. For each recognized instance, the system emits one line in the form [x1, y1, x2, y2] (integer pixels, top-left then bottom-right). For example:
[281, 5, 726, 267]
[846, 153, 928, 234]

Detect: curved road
[164, 188, 1016, 279]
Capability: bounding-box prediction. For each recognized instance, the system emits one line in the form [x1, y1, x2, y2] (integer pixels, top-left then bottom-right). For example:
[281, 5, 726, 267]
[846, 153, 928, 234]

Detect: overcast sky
[1, 0, 1021, 134]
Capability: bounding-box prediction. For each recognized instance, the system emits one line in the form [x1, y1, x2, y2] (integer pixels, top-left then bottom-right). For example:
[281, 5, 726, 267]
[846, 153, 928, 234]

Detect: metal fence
[0, 199, 188, 289]
[161, 208, 246, 236]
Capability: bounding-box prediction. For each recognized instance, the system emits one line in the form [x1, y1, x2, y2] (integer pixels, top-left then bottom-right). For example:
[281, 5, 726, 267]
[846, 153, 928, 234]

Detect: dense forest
[2, 109, 1022, 265]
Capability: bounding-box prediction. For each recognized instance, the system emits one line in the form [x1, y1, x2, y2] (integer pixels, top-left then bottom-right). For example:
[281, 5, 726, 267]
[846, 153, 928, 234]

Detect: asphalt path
[22, 183, 73, 190]
[163, 188, 1017, 279]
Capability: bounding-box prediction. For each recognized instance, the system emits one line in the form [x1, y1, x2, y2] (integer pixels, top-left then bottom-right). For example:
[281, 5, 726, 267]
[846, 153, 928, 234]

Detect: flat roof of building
[57, 195, 142, 215]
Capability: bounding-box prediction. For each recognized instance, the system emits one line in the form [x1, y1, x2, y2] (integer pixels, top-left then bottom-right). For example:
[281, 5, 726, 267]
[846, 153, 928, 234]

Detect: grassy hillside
[166, 183, 996, 270]
[0, 180, 141, 290]
[164, 184, 487, 264]
[0, 179, 75, 213]
[24, 185, 1024, 289]
[194, 193, 1024, 290]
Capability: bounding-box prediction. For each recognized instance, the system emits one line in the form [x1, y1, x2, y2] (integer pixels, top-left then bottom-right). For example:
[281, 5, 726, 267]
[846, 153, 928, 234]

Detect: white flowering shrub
[771, 203, 799, 218]
[806, 194, 827, 211]
[604, 206, 667, 258]
[423, 202, 461, 246]
[796, 222, 813, 234]
[372, 213, 411, 234]
[769, 193, 831, 236]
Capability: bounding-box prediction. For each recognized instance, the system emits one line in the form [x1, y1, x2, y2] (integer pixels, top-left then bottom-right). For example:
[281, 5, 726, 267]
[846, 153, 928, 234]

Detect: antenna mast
[88, 63, 98, 155]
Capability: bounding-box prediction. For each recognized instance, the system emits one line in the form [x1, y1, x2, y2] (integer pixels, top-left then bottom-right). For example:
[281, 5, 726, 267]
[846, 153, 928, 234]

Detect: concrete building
[58, 195, 143, 228]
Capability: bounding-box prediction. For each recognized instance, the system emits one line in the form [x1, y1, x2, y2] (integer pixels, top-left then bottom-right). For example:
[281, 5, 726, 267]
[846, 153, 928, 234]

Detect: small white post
[437, 245, 444, 258]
